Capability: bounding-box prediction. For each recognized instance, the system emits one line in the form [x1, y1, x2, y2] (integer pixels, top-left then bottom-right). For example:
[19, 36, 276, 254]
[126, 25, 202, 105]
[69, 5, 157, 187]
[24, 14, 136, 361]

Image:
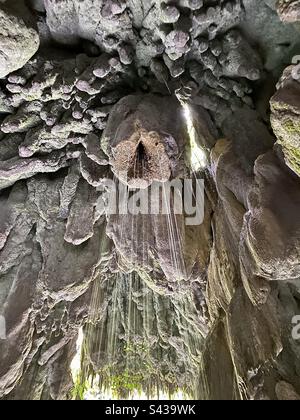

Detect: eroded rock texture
[0, 0, 300, 400]
[277, 0, 300, 22]
[103, 94, 186, 188]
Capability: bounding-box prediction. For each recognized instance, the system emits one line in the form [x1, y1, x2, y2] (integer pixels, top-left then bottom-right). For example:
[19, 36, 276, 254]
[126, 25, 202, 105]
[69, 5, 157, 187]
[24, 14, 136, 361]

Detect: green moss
[124, 341, 149, 354]
[71, 376, 89, 400]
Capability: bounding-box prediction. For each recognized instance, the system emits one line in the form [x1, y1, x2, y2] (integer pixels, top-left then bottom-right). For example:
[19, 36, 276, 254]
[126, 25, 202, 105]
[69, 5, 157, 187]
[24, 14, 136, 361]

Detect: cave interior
[0, 0, 300, 401]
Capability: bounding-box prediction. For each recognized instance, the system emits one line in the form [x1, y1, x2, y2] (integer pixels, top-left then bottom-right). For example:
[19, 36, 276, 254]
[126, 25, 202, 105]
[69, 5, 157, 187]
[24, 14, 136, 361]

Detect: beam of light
[182, 103, 208, 172]
[70, 327, 84, 383]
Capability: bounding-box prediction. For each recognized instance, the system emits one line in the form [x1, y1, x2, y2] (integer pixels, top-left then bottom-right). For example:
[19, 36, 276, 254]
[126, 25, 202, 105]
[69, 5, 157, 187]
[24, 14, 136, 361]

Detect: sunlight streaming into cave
[182, 104, 208, 172]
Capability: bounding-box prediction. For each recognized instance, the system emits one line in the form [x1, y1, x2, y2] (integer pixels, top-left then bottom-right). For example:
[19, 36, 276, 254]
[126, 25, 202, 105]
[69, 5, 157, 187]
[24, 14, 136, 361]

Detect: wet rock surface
[0, 0, 300, 400]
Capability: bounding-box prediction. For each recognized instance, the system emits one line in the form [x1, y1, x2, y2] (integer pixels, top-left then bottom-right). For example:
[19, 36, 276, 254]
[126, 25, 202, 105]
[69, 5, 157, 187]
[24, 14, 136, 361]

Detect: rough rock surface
[0, 0, 300, 401]
[271, 64, 300, 176]
[0, 1, 39, 79]
[102, 94, 186, 188]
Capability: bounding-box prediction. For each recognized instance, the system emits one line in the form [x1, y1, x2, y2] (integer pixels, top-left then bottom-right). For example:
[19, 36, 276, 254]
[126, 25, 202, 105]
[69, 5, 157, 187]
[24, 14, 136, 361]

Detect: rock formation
[277, 0, 300, 22]
[0, 0, 300, 400]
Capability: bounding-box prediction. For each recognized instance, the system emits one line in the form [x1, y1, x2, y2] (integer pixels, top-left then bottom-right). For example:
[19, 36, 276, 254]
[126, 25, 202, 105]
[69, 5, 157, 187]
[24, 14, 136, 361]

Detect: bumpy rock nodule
[0, 1, 39, 79]
[0, 0, 300, 400]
